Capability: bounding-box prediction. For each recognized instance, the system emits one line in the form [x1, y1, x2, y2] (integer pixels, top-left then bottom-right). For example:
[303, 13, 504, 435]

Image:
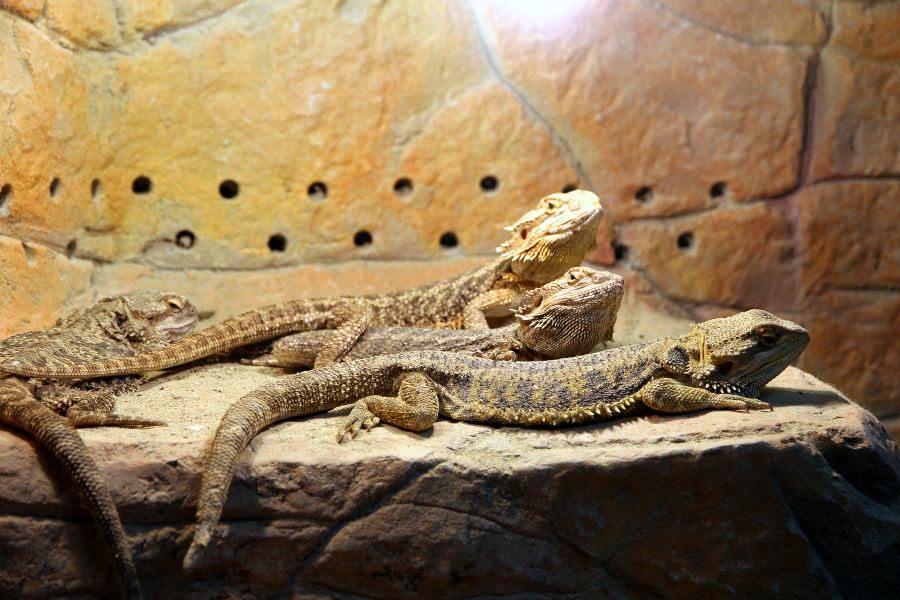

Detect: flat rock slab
[1, 360, 899, 596]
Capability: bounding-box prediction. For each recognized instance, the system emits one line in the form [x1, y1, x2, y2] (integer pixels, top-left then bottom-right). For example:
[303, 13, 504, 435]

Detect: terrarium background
[0, 1, 897, 431]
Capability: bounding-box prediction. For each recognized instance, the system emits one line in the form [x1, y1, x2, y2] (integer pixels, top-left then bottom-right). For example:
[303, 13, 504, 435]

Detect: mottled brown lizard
[247, 266, 624, 368]
[184, 309, 809, 568]
[0, 290, 199, 600]
[0, 190, 604, 379]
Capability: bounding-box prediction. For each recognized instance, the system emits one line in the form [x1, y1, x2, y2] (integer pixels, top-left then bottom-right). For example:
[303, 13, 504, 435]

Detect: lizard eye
[166, 298, 184, 311]
[546, 201, 557, 210]
[568, 271, 579, 283]
[757, 329, 778, 348]
[520, 228, 528, 239]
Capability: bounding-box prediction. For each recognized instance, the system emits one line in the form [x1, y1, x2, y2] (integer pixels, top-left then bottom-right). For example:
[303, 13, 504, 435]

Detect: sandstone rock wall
[0, 1, 897, 426]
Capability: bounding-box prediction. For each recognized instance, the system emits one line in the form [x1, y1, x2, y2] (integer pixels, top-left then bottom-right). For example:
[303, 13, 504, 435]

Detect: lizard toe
[744, 398, 771, 412]
[336, 402, 380, 443]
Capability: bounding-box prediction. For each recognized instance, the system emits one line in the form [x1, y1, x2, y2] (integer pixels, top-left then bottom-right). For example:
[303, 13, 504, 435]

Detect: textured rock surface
[0, 359, 898, 598]
[0, 1, 897, 422]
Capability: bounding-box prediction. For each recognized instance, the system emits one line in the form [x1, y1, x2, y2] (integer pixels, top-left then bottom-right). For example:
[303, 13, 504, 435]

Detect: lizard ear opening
[665, 346, 690, 372]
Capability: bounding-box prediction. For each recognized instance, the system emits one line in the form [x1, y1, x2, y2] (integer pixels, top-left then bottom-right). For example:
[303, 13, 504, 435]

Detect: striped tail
[1, 299, 335, 380]
[0, 379, 143, 599]
[183, 360, 393, 570]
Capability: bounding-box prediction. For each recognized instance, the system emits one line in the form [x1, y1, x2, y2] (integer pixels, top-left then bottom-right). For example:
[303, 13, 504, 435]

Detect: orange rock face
[0, 1, 897, 422]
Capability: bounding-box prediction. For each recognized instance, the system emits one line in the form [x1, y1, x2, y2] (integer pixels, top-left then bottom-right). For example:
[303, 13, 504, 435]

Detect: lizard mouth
[156, 315, 200, 340]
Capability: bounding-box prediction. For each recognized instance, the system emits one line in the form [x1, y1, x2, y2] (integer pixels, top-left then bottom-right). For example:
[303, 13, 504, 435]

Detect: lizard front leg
[36, 382, 164, 428]
[463, 288, 526, 329]
[337, 372, 440, 443]
[637, 377, 771, 414]
[66, 391, 165, 428]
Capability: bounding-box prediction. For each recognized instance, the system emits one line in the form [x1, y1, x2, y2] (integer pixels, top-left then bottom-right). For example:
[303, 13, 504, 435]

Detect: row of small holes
[6, 177, 579, 207]
[172, 229, 460, 253]
[130, 176, 503, 200]
[634, 182, 728, 203]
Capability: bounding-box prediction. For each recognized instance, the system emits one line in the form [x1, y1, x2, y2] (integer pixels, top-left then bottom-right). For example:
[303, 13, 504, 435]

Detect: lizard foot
[336, 401, 381, 443]
[240, 355, 280, 367]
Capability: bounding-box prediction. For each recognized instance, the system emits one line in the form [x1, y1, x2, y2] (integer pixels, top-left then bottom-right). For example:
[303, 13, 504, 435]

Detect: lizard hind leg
[313, 301, 374, 369]
[336, 372, 440, 443]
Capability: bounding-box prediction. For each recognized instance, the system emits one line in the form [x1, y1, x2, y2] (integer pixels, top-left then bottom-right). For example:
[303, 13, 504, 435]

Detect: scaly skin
[184, 309, 809, 569]
[0, 190, 604, 380]
[249, 267, 624, 367]
[0, 290, 199, 600]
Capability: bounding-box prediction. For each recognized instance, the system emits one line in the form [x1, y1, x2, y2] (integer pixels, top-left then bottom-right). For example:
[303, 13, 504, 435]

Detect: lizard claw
[336, 402, 381, 443]
[743, 398, 772, 412]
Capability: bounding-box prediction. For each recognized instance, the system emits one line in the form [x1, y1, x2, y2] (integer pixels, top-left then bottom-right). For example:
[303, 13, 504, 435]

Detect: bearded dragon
[183, 309, 809, 568]
[0, 190, 604, 379]
[248, 267, 624, 368]
[0, 290, 199, 600]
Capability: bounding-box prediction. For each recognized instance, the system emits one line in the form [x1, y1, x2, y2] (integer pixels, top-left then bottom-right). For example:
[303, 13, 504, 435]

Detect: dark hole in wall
[677, 232, 694, 250]
[219, 179, 239, 199]
[49, 178, 61, 198]
[65, 239, 76, 258]
[635, 187, 653, 203]
[439, 232, 458, 248]
[479, 175, 499, 193]
[393, 178, 413, 197]
[132, 176, 152, 194]
[710, 181, 728, 198]
[354, 230, 372, 247]
[562, 183, 578, 193]
[175, 230, 196, 249]
[308, 181, 328, 200]
[91, 179, 101, 199]
[0, 184, 11, 215]
[268, 234, 287, 252]
[613, 241, 629, 262]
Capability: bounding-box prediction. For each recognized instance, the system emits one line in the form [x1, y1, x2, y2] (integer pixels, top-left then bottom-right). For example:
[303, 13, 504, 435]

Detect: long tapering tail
[0, 379, 143, 599]
[1, 300, 335, 380]
[182, 360, 393, 570]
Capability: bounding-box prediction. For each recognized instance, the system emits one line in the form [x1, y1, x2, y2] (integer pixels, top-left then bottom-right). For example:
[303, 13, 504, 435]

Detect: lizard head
[117, 289, 200, 342]
[498, 190, 604, 283]
[515, 267, 624, 358]
[686, 309, 810, 398]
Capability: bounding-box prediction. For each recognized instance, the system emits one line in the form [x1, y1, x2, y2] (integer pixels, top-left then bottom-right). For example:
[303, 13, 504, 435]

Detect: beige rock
[44, 0, 122, 49]
[833, 0, 900, 61]
[475, 0, 809, 219]
[0, 0, 43, 21]
[657, 0, 827, 46]
[809, 47, 900, 180]
[797, 180, 900, 291]
[0, 235, 92, 337]
[618, 202, 799, 309]
[798, 291, 900, 418]
[0, 360, 897, 597]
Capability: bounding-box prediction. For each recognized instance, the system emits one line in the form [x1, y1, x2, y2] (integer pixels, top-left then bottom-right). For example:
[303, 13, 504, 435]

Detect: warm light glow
[489, 0, 590, 25]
